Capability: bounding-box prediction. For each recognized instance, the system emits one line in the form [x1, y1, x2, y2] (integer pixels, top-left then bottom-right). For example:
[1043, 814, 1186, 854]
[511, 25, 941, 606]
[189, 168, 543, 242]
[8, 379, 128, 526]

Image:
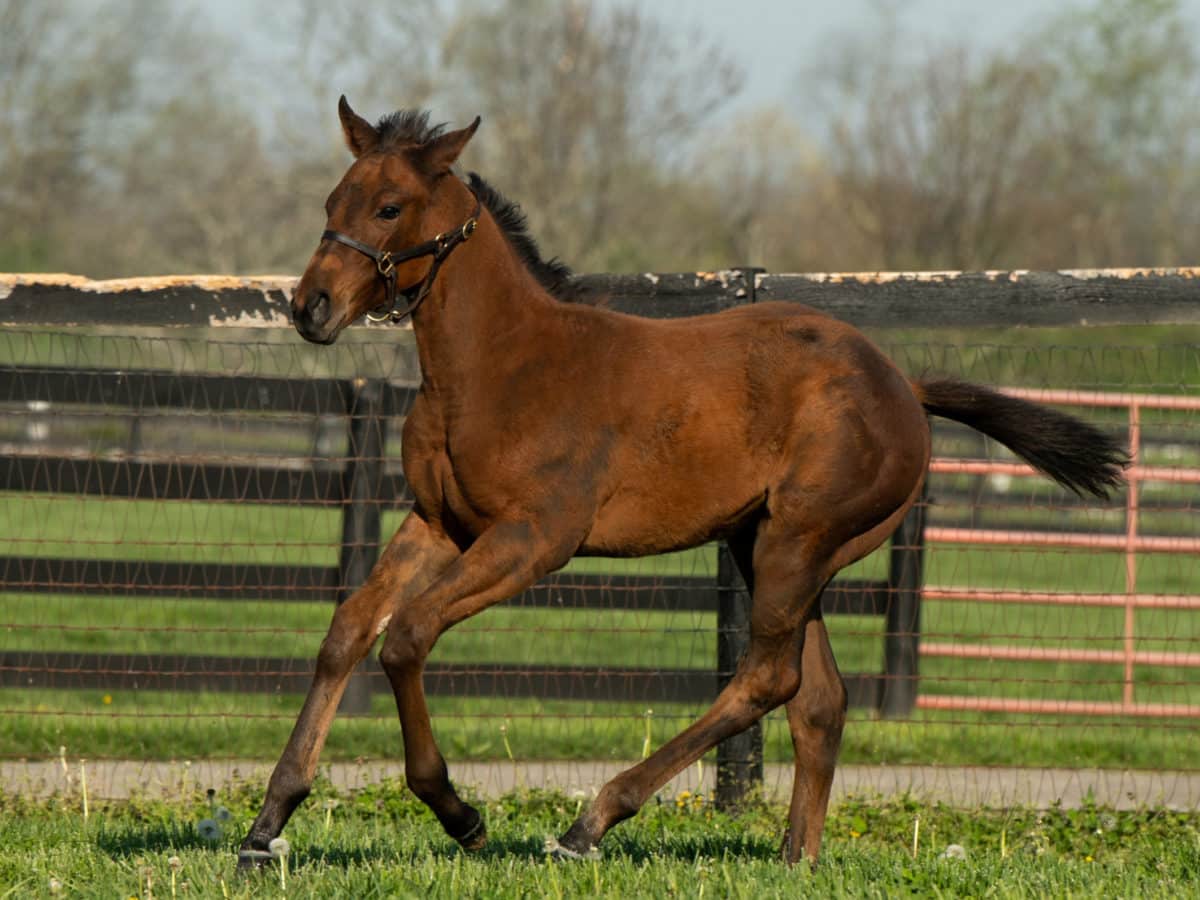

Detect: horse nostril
[309, 291, 332, 326]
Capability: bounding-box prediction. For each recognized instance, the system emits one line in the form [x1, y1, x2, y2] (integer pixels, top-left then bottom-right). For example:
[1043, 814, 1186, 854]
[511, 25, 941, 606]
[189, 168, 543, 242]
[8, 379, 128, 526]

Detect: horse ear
[421, 116, 481, 175]
[338, 95, 379, 158]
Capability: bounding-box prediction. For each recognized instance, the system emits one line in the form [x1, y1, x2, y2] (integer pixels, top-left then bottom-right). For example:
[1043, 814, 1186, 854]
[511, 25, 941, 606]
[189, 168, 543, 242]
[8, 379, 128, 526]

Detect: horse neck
[409, 206, 554, 393]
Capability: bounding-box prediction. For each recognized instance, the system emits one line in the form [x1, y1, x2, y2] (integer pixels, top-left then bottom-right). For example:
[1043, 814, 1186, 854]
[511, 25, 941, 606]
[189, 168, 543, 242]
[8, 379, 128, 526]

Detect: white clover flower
[48, 877, 62, 894]
[196, 818, 222, 842]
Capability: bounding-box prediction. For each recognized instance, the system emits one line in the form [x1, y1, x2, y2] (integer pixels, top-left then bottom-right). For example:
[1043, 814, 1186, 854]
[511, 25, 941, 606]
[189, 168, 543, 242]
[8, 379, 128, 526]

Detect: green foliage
[1, 786, 1199, 898]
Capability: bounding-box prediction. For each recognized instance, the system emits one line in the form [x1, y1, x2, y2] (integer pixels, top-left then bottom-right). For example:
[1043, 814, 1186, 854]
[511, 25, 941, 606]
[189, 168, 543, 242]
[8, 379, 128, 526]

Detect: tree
[0, 0, 150, 270]
[441, 0, 742, 270]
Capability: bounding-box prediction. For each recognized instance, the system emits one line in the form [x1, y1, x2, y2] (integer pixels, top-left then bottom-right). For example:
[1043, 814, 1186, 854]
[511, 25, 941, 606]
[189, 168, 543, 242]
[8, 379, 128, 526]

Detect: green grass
[2, 784, 1199, 898]
[1, 688, 1196, 770]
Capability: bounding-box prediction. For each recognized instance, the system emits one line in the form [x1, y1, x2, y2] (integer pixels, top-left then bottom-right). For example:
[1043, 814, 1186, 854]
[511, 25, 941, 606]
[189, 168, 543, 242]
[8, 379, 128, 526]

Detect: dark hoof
[451, 811, 488, 852]
[236, 848, 274, 871]
[544, 837, 600, 862]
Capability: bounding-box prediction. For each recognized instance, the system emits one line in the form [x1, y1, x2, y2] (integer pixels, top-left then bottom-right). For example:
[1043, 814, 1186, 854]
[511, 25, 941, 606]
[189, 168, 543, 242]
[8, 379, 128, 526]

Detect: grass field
[3, 782, 1199, 898]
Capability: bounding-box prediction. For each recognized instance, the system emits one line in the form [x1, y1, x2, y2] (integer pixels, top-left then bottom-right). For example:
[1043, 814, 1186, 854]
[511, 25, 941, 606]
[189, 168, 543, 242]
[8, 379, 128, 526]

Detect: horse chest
[401, 398, 524, 533]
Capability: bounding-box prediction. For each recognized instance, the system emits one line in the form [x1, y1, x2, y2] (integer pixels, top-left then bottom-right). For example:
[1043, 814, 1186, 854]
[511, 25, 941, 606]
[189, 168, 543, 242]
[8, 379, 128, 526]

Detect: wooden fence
[2, 267, 1198, 804]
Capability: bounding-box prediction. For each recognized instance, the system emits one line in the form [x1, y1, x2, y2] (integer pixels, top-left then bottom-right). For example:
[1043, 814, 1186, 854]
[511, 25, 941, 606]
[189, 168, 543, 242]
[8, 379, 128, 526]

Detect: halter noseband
[320, 194, 482, 323]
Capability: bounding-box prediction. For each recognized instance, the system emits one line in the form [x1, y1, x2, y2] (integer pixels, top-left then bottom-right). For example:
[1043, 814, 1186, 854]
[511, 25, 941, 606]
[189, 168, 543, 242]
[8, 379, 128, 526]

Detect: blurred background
[5, 0, 1200, 278]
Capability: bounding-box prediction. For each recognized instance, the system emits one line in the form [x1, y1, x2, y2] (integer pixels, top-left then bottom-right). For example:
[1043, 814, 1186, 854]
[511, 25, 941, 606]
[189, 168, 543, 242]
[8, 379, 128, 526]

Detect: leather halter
[320, 194, 482, 323]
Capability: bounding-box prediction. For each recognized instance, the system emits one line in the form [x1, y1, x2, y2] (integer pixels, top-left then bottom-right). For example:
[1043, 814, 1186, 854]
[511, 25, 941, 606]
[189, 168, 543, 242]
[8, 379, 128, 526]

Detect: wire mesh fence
[1, 275, 1198, 807]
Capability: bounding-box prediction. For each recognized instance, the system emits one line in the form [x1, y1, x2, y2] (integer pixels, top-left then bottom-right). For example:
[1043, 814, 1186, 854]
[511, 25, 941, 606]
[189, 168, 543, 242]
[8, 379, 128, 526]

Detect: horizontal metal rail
[921, 386, 1200, 717]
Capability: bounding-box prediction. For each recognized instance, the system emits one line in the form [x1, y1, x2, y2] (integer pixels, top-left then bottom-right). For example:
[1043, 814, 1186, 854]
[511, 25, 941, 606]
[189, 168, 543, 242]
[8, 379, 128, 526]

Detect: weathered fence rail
[5, 267, 1200, 329]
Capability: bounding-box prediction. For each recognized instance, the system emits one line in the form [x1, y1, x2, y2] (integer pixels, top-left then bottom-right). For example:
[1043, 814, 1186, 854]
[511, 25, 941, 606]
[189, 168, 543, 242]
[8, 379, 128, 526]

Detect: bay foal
[239, 99, 1125, 867]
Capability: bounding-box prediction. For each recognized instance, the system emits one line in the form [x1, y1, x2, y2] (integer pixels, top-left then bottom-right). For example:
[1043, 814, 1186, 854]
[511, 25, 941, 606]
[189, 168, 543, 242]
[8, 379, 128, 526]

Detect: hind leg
[778, 471, 927, 865]
[781, 615, 846, 864]
[729, 531, 846, 866]
[557, 519, 825, 855]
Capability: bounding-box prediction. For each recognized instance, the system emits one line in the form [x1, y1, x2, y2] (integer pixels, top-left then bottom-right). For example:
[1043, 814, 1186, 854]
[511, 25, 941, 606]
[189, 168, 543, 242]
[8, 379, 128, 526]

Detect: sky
[623, 0, 1060, 111]
[198, 0, 1200, 118]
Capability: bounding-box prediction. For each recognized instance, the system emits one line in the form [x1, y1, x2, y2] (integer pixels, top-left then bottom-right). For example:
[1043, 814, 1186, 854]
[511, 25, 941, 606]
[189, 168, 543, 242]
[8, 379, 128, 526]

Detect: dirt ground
[7, 759, 1199, 810]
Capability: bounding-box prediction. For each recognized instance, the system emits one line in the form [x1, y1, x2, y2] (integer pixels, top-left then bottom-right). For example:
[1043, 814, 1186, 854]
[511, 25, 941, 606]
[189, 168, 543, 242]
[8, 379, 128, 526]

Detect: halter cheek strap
[321, 194, 482, 323]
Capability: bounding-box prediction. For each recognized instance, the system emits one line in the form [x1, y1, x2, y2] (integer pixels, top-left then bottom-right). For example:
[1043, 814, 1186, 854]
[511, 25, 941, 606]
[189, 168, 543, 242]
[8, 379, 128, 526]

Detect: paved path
[6, 759, 1200, 809]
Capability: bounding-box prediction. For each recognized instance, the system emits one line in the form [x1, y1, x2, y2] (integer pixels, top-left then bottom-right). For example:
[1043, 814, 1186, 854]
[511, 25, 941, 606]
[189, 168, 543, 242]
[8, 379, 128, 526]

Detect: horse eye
[377, 205, 402, 221]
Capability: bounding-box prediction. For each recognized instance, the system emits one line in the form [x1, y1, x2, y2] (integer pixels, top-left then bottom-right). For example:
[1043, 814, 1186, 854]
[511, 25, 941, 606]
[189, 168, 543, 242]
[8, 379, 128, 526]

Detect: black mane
[375, 109, 579, 302]
[376, 110, 447, 149]
[466, 173, 580, 302]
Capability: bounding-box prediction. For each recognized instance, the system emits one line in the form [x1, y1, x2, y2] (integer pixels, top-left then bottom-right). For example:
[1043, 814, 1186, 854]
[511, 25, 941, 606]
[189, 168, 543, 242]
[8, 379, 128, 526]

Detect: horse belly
[581, 478, 764, 558]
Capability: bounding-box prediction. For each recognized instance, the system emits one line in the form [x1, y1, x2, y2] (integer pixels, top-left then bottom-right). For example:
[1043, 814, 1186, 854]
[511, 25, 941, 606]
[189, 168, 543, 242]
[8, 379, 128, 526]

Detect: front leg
[238, 512, 459, 867]
[379, 518, 579, 848]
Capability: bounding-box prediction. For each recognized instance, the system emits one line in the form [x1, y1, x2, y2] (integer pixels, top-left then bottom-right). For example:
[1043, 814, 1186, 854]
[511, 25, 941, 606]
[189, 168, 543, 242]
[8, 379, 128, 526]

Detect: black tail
[914, 377, 1128, 499]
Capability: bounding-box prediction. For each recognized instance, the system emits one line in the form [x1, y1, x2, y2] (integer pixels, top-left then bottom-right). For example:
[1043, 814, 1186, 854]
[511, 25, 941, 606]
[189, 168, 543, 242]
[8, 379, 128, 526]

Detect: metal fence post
[337, 378, 388, 714]
[882, 480, 928, 718]
[713, 266, 765, 809]
[716, 540, 763, 810]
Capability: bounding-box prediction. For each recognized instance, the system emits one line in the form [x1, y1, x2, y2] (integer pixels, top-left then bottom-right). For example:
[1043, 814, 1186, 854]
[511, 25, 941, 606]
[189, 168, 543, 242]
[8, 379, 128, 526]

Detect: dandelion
[269, 837, 291, 893]
[80, 759, 89, 821]
[48, 877, 62, 893]
[103, 694, 113, 705]
[215, 806, 232, 823]
[939, 843, 967, 860]
[675, 790, 692, 809]
[168, 856, 182, 900]
[196, 818, 221, 843]
[570, 789, 587, 817]
[500, 721, 514, 762]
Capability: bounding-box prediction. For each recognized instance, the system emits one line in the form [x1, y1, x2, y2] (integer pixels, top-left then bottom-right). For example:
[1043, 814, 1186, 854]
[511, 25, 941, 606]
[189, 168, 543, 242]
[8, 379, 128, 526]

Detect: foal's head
[291, 97, 480, 344]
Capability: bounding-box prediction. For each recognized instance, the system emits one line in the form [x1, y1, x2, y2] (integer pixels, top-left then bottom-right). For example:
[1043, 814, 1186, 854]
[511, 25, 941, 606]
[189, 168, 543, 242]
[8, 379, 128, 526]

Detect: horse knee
[378, 617, 436, 674]
[315, 615, 375, 677]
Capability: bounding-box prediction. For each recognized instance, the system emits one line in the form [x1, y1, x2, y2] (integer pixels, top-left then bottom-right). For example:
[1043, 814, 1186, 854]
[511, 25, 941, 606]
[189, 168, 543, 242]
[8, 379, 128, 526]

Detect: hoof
[236, 848, 274, 871]
[544, 836, 600, 862]
[451, 812, 488, 852]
